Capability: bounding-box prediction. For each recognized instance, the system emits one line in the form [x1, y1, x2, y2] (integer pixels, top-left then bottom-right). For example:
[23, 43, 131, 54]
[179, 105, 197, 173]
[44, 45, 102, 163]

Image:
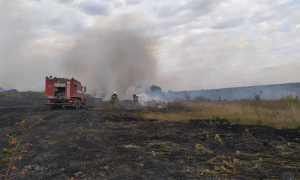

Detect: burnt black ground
[0, 100, 300, 180]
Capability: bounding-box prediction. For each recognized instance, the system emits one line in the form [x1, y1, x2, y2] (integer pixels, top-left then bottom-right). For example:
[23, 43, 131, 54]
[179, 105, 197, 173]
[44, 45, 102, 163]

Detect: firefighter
[111, 92, 119, 108]
[133, 94, 139, 107]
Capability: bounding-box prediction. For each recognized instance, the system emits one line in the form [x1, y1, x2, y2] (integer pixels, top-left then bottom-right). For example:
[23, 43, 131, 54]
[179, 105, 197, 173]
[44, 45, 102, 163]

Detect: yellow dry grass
[141, 101, 300, 129]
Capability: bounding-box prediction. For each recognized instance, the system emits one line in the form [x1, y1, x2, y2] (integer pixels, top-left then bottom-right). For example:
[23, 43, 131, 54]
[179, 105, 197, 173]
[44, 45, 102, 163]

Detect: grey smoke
[61, 14, 158, 100]
[0, 87, 6, 92]
[126, 83, 164, 101]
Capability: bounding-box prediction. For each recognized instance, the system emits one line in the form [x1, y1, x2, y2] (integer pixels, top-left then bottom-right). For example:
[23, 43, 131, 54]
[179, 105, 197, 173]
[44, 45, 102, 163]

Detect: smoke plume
[126, 83, 164, 101]
[61, 14, 158, 100]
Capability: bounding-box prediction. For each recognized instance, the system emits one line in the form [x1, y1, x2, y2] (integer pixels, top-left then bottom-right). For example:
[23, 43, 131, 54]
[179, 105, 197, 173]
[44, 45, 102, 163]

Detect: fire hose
[75, 99, 86, 109]
[116, 101, 125, 108]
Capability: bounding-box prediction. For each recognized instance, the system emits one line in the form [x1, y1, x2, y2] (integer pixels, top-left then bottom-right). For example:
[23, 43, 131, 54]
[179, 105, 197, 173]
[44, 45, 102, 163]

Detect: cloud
[48, 17, 63, 25]
[185, 0, 225, 12]
[157, 3, 184, 18]
[0, 1, 49, 89]
[78, 1, 110, 16]
[0, 0, 300, 95]
[0, 0, 86, 91]
[154, 0, 300, 90]
[251, 11, 275, 23]
[125, 0, 142, 6]
[276, 0, 295, 5]
[157, 0, 226, 19]
[249, 64, 280, 71]
[212, 17, 245, 29]
[114, 1, 123, 8]
[55, 0, 74, 4]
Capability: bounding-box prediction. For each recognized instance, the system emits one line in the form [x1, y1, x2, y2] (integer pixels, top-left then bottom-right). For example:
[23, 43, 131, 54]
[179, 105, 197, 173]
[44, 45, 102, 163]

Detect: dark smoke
[61, 14, 158, 100]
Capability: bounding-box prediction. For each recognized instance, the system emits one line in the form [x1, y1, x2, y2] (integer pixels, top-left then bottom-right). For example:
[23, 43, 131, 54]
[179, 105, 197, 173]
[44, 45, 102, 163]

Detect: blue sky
[0, 0, 299, 94]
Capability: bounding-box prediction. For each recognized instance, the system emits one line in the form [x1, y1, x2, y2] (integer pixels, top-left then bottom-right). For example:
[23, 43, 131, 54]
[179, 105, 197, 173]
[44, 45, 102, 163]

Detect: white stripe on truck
[67, 81, 70, 98]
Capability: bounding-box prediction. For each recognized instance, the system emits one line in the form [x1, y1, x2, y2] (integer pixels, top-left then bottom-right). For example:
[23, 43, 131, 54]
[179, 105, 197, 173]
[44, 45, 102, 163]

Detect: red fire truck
[45, 76, 86, 109]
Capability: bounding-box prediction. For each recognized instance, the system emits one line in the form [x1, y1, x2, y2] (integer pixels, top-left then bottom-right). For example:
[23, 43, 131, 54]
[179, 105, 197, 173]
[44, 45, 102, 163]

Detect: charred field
[0, 99, 300, 180]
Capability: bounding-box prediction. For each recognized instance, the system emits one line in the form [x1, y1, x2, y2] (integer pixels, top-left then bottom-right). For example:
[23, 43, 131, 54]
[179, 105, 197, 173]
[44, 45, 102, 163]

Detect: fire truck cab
[45, 76, 86, 109]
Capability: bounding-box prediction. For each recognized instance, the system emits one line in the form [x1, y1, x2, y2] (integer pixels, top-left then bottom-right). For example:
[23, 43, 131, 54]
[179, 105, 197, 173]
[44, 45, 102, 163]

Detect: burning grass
[140, 100, 300, 129]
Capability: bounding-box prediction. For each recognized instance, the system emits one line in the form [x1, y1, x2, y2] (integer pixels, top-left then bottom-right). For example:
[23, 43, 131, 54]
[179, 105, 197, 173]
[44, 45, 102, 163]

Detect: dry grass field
[140, 97, 300, 129]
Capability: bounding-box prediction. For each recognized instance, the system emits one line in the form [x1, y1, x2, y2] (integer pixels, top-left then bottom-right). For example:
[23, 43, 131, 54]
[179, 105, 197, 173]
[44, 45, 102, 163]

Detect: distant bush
[253, 91, 263, 101]
[193, 96, 211, 102]
[166, 100, 185, 111]
[0, 92, 44, 99]
[286, 94, 299, 107]
[184, 91, 190, 101]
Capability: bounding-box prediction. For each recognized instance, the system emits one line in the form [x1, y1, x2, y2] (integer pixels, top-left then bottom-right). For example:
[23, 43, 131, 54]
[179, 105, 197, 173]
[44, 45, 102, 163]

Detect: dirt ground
[0, 100, 300, 180]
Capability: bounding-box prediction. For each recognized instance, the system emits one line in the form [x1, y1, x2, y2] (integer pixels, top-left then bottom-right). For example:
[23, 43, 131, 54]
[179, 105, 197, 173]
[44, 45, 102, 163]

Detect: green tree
[286, 93, 299, 107]
[253, 91, 263, 101]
